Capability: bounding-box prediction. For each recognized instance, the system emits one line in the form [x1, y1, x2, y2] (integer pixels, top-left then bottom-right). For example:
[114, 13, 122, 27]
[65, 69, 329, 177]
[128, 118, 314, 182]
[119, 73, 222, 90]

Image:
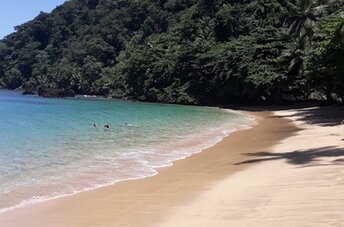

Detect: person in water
[104, 123, 110, 129]
[93, 123, 97, 127]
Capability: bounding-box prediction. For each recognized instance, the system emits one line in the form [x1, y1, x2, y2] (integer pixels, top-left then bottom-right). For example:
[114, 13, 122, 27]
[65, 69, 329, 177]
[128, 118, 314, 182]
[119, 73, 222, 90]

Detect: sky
[0, 0, 67, 38]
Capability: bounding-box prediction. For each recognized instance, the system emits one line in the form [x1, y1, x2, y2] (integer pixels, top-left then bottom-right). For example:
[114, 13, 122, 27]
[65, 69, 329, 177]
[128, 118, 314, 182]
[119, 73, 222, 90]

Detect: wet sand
[0, 110, 296, 227]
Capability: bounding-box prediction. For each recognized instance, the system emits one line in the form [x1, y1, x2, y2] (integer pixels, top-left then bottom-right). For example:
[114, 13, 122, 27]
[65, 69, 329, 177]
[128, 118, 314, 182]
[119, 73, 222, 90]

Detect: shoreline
[0, 107, 253, 215]
[158, 105, 344, 226]
[0, 110, 296, 227]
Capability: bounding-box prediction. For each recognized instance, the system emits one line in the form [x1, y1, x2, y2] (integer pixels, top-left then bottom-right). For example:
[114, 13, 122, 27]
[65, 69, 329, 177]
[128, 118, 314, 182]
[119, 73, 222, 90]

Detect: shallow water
[0, 90, 252, 212]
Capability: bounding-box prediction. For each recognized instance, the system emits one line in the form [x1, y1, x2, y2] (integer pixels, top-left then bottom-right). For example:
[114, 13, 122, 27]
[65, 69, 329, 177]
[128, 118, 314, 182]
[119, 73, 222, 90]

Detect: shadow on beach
[228, 104, 344, 127]
[270, 105, 344, 127]
[235, 146, 344, 168]
[231, 104, 344, 168]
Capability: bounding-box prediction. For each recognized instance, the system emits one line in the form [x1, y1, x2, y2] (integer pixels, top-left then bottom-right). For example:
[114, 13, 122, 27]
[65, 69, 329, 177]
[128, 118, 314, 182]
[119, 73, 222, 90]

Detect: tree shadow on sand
[235, 146, 344, 168]
[228, 104, 344, 127]
[269, 105, 344, 127]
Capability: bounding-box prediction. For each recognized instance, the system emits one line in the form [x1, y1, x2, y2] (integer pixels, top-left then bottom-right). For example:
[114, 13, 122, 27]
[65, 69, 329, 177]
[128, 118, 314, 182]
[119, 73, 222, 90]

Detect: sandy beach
[158, 105, 344, 227]
[1, 105, 344, 226]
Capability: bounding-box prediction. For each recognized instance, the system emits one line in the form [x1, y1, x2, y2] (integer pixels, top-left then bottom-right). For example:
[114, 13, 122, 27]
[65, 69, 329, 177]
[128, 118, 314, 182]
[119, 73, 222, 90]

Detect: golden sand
[158, 106, 344, 227]
[0, 110, 297, 227]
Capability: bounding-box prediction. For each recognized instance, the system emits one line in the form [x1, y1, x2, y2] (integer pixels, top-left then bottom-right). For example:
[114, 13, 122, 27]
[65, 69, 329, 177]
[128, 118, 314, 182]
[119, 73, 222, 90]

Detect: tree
[306, 13, 344, 101]
[0, 0, 343, 104]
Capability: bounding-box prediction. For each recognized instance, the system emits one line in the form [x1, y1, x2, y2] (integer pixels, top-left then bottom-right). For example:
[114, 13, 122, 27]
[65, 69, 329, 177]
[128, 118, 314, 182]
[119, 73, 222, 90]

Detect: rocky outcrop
[37, 86, 75, 98]
[22, 88, 36, 95]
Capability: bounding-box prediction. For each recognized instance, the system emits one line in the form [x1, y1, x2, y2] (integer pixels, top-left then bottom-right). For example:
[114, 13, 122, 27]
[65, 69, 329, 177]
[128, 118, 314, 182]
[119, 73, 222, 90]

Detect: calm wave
[0, 90, 253, 212]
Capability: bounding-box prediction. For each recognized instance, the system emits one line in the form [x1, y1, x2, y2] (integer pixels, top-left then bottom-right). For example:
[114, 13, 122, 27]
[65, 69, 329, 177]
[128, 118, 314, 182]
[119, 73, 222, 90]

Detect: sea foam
[0, 90, 254, 213]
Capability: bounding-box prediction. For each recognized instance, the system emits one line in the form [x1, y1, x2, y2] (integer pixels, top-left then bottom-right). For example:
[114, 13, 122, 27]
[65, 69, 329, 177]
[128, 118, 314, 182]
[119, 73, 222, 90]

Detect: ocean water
[0, 90, 253, 213]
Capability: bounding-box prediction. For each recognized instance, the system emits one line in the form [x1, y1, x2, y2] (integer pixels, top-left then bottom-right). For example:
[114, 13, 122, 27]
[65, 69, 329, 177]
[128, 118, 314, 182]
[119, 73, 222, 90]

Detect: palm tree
[287, 0, 327, 46]
[284, 0, 330, 84]
[195, 17, 215, 48]
[280, 38, 307, 96]
[340, 21, 344, 44]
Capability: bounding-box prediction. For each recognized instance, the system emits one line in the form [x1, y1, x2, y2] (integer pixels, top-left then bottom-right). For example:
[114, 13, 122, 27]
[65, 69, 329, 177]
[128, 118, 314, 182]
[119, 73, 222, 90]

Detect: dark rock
[63, 89, 75, 97]
[123, 96, 135, 100]
[37, 86, 75, 98]
[137, 95, 147, 101]
[22, 88, 36, 95]
[111, 94, 124, 99]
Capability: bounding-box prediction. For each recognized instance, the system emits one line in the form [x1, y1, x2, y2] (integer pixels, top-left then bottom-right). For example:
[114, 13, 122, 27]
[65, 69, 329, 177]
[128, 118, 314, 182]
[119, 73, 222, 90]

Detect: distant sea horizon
[0, 90, 253, 213]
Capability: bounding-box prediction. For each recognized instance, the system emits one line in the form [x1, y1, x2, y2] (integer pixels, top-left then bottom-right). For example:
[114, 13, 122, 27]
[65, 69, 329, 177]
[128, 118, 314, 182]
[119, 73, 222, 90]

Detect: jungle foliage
[0, 0, 343, 104]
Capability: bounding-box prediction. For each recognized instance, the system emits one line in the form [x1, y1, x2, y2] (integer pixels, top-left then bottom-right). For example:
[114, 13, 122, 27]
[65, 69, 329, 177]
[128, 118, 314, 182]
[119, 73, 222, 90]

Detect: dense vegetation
[0, 0, 343, 104]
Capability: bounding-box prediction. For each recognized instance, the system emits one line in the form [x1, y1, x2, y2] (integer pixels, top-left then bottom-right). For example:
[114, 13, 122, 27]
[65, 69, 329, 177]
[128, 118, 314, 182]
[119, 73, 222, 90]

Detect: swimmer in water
[104, 123, 110, 129]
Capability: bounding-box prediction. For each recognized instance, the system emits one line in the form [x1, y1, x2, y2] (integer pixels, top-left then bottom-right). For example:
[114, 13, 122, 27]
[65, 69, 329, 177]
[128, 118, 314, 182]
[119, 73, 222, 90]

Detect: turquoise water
[0, 90, 252, 212]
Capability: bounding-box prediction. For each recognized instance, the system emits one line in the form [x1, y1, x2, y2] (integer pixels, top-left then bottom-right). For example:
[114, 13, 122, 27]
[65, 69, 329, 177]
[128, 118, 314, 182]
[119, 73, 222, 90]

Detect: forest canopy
[0, 0, 343, 104]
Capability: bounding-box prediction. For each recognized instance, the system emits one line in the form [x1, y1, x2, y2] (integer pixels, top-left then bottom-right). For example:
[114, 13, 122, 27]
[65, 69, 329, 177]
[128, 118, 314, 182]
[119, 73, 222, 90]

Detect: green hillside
[0, 0, 343, 104]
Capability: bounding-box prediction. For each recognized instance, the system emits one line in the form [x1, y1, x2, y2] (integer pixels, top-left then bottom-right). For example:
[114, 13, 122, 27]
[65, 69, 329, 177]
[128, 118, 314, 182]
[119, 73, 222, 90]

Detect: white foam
[0, 110, 255, 214]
